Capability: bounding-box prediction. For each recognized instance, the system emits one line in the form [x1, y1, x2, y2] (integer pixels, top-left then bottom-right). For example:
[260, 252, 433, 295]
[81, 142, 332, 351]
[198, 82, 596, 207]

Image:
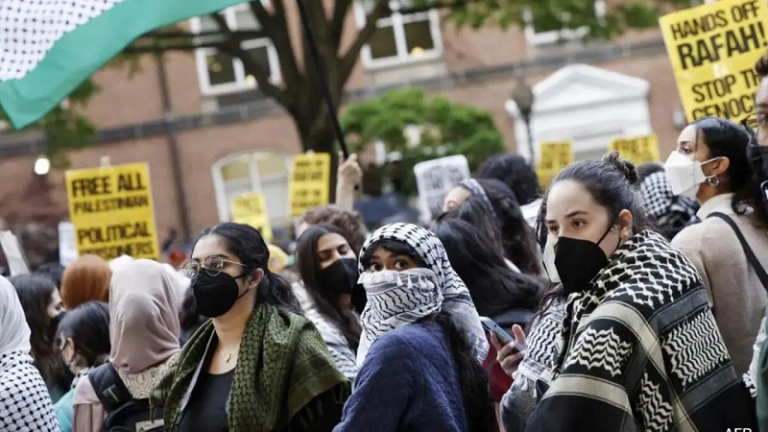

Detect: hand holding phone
[481, 317, 527, 377]
[480, 317, 521, 354]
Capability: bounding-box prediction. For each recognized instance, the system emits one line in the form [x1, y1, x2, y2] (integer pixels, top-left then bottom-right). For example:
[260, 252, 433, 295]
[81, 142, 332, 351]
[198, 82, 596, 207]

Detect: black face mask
[747, 135, 768, 181]
[554, 224, 616, 295]
[192, 271, 250, 318]
[746, 136, 768, 210]
[48, 311, 66, 342]
[320, 258, 359, 295]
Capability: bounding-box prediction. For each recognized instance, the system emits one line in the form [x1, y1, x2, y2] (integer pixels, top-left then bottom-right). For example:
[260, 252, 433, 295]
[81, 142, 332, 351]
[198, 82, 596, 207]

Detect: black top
[176, 367, 235, 432]
[174, 338, 345, 432]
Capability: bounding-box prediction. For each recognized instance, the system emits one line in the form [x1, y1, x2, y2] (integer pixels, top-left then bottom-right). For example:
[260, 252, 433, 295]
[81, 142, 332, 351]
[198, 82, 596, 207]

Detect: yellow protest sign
[609, 135, 660, 165]
[536, 141, 574, 188]
[660, 0, 768, 121]
[231, 192, 273, 242]
[65, 163, 159, 261]
[289, 153, 331, 217]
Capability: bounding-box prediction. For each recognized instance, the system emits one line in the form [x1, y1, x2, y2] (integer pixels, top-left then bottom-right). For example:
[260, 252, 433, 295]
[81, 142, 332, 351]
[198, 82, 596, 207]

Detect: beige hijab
[110, 259, 181, 374]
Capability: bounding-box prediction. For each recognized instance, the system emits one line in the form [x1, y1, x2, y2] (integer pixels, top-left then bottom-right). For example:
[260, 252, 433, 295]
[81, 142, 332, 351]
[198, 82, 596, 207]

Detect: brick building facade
[0, 0, 688, 244]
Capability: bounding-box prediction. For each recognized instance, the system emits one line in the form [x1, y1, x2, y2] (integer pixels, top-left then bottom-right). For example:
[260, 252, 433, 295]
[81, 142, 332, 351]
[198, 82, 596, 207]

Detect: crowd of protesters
[4, 53, 768, 432]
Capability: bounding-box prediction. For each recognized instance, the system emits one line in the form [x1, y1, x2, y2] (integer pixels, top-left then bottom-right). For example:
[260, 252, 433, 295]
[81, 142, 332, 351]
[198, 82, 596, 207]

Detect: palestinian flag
[0, 0, 247, 129]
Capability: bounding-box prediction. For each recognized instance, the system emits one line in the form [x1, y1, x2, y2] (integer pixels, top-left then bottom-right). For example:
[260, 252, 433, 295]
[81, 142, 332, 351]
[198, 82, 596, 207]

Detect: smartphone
[480, 317, 521, 354]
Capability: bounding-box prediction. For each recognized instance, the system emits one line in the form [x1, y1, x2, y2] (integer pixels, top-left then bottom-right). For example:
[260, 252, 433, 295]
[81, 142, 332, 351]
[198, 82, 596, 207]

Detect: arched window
[212, 151, 294, 228]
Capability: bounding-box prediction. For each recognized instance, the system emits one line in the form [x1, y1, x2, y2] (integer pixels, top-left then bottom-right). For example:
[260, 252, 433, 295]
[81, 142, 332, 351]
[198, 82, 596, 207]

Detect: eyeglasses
[741, 114, 759, 133]
[180, 256, 247, 279]
[741, 113, 768, 138]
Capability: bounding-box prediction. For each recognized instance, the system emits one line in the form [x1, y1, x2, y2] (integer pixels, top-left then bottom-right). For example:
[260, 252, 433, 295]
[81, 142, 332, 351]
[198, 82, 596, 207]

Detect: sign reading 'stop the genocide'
[65, 163, 159, 261]
[660, 0, 768, 121]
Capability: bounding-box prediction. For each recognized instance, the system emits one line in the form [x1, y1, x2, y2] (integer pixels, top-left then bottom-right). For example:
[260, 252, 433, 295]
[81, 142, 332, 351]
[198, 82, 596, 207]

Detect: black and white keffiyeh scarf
[356, 223, 489, 365]
[640, 172, 700, 239]
[459, 178, 496, 217]
[0, 277, 59, 432]
[526, 230, 754, 432]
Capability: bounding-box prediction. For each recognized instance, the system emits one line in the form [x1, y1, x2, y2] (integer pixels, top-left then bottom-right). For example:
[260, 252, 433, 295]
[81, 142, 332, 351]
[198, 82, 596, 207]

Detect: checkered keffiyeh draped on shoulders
[359, 223, 489, 361]
[640, 172, 699, 239]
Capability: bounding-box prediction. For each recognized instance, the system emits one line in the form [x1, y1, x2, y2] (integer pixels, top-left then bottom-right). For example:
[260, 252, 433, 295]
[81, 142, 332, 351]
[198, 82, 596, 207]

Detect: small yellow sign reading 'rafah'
[289, 153, 331, 217]
[231, 192, 273, 242]
[609, 134, 660, 166]
[65, 163, 159, 261]
[536, 141, 574, 188]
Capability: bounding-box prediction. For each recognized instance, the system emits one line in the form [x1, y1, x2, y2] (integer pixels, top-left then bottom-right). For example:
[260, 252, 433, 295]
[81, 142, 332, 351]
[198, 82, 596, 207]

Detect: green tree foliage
[342, 88, 504, 196]
[4, 0, 694, 168]
[444, 0, 696, 38]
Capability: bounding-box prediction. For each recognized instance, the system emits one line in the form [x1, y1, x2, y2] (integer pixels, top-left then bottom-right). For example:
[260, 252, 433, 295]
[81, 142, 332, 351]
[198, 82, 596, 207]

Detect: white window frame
[190, 2, 281, 96]
[212, 150, 295, 225]
[524, 0, 606, 46]
[353, 0, 444, 70]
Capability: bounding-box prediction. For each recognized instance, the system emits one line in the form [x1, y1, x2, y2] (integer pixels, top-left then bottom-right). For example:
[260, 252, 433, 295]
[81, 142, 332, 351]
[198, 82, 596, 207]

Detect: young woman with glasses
[153, 223, 350, 432]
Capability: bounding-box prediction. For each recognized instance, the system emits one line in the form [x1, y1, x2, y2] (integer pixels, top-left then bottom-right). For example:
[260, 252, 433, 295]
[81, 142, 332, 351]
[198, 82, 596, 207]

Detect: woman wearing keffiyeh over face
[334, 223, 495, 432]
[520, 152, 755, 432]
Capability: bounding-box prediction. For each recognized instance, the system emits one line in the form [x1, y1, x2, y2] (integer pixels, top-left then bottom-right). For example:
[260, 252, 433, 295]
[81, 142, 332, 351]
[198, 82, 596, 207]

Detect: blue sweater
[333, 321, 468, 432]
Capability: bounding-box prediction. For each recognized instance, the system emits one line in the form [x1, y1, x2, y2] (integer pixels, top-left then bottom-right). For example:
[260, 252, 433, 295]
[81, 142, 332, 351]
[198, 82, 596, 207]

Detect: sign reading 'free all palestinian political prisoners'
[65, 163, 159, 261]
[660, 0, 768, 121]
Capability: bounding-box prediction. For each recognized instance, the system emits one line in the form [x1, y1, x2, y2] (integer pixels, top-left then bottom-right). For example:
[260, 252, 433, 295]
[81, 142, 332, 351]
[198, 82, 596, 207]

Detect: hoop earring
[707, 176, 721, 187]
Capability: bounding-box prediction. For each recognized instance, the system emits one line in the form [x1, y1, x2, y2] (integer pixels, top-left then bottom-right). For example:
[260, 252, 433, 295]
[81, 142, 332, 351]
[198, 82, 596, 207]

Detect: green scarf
[155, 302, 349, 431]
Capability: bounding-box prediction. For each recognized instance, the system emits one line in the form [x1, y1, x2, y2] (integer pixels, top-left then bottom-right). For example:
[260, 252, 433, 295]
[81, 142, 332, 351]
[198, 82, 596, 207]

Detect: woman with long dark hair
[53, 302, 111, 432]
[443, 179, 543, 276]
[513, 152, 752, 431]
[155, 223, 349, 432]
[666, 117, 768, 376]
[433, 218, 546, 405]
[11, 274, 70, 403]
[335, 223, 494, 432]
[295, 224, 362, 379]
[433, 218, 544, 323]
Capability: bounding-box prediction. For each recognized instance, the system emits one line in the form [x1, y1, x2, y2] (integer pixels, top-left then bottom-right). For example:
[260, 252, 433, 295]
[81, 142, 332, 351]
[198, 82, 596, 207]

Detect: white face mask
[542, 237, 561, 284]
[663, 151, 717, 198]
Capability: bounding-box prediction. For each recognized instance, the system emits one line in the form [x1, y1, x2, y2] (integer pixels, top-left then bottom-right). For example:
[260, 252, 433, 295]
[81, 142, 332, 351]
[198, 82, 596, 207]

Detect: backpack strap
[88, 363, 133, 415]
[708, 212, 768, 292]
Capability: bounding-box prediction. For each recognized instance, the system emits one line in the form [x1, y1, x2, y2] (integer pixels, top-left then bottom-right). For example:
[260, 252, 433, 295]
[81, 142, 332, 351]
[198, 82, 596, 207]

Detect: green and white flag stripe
[0, 0, 247, 129]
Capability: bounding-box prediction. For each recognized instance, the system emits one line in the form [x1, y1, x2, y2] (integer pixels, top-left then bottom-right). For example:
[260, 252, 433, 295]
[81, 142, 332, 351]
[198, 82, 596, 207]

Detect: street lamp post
[512, 79, 536, 166]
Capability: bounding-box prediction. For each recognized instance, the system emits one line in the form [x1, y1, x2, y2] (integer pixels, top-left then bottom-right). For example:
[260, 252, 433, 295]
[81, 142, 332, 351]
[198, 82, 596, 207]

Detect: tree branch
[258, 0, 303, 95]
[339, 0, 391, 83]
[209, 13, 293, 109]
[248, 0, 275, 32]
[331, 0, 353, 48]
